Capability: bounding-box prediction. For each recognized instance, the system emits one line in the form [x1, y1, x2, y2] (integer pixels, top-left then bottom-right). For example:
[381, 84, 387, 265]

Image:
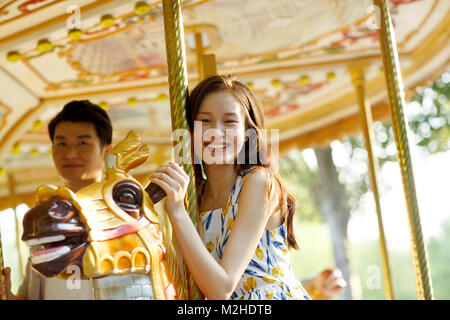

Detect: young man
[1, 100, 112, 299]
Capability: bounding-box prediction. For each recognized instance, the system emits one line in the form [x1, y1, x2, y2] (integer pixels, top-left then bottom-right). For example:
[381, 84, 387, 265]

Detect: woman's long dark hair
[188, 75, 299, 249]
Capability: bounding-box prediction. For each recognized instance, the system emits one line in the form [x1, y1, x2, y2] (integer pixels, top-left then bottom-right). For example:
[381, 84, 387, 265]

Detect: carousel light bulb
[247, 82, 254, 89]
[32, 120, 44, 132]
[135, 1, 150, 15]
[271, 79, 282, 87]
[0, 167, 4, 177]
[37, 39, 53, 52]
[327, 72, 336, 81]
[12, 141, 21, 156]
[30, 149, 40, 157]
[100, 14, 115, 27]
[157, 94, 168, 102]
[298, 75, 310, 84]
[127, 98, 138, 106]
[68, 28, 83, 40]
[99, 102, 109, 110]
[7, 51, 21, 62]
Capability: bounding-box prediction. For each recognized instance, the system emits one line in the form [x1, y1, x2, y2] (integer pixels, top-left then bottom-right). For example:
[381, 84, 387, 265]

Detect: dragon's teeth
[25, 235, 65, 246]
[30, 245, 70, 264]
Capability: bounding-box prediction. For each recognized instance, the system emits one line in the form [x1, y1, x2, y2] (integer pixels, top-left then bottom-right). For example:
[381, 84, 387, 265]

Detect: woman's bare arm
[151, 163, 273, 299]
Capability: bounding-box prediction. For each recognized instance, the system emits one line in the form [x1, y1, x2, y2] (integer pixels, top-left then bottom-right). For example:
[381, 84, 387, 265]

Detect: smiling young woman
[150, 75, 309, 300]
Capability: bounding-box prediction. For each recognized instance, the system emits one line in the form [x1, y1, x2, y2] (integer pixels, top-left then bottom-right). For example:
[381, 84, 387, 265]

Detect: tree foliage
[279, 149, 323, 223]
[336, 71, 450, 211]
[279, 71, 450, 299]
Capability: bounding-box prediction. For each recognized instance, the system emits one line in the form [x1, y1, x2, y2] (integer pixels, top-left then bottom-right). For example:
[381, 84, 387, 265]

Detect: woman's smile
[204, 141, 230, 152]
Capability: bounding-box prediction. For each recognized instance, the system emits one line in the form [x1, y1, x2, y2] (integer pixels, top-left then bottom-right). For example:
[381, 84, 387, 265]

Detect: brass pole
[194, 32, 205, 80]
[373, 0, 433, 299]
[162, 0, 202, 300]
[193, 32, 217, 80]
[202, 53, 217, 79]
[349, 65, 394, 300]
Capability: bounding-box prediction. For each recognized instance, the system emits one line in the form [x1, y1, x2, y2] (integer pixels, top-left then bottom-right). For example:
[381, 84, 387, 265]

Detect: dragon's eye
[48, 199, 75, 221]
[113, 181, 143, 218]
[119, 192, 135, 204]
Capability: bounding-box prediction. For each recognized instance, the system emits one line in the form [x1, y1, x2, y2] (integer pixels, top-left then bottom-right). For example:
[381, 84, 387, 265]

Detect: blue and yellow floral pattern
[200, 169, 311, 300]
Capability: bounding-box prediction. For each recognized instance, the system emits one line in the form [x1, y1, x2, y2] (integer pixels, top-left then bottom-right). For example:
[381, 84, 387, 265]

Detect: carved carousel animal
[21, 131, 182, 300]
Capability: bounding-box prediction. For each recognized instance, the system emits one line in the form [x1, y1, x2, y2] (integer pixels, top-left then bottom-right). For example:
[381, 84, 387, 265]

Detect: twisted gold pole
[349, 65, 394, 300]
[162, 0, 203, 300]
[373, 0, 433, 300]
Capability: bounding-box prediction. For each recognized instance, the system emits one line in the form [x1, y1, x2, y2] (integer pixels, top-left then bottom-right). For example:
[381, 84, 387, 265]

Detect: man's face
[52, 121, 110, 186]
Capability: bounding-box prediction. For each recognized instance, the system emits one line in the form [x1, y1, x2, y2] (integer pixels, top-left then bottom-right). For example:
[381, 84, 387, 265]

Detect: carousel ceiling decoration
[0, 0, 448, 206]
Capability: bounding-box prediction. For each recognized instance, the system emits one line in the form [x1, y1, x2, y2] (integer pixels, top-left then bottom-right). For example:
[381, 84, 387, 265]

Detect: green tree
[278, 149, 322, 223]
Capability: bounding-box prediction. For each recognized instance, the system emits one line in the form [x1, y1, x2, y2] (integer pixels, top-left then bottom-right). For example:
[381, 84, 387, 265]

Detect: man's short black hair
[48, 100, 112, 146]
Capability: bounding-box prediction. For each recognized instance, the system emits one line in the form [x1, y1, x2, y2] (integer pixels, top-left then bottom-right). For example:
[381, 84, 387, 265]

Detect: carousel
[0, 0, 448, 300]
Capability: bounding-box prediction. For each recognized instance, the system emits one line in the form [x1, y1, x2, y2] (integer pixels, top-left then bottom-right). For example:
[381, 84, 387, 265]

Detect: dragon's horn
[35, 185, 58, 204]
[106, 131, 150, 172]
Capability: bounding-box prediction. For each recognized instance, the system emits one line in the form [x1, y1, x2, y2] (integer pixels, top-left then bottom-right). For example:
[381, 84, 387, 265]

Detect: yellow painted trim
[0, 101, 12, 133]
[0, 1, 17, 18]
[21, 57, 50, 85]
[0, 99, 44, 163]
[42, 80, 170, 101]
[271, 13, 449, 145]
[0, 0, 65, 27]
[0, 0, 117, 46]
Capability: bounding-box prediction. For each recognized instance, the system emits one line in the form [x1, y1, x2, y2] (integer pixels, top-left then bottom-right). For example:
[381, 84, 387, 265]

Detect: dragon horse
[21, 131, 184, 300]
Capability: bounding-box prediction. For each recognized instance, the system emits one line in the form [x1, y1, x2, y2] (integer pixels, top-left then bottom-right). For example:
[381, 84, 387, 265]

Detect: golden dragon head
[22, 131, 180, 299]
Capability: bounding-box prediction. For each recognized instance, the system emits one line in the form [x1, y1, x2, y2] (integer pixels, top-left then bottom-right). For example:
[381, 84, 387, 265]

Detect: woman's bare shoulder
[241, 167, 277, 203]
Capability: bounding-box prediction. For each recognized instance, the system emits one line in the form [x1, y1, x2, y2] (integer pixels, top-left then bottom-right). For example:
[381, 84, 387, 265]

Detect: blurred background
[284, 71, 450, 299]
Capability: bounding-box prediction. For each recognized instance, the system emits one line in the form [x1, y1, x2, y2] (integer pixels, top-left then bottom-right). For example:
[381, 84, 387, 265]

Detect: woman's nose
[204, 127, 225, 142]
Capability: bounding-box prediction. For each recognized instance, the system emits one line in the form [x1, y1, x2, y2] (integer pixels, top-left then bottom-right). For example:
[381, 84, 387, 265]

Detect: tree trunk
[314, 147, 353, 300]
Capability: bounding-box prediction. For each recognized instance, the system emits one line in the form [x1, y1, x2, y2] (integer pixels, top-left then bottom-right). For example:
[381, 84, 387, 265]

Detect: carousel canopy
[0, 0, 448, 209]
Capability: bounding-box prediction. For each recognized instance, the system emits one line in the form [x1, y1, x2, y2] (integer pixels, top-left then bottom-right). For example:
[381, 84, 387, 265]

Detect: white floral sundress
[200, 169, 311, 300]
